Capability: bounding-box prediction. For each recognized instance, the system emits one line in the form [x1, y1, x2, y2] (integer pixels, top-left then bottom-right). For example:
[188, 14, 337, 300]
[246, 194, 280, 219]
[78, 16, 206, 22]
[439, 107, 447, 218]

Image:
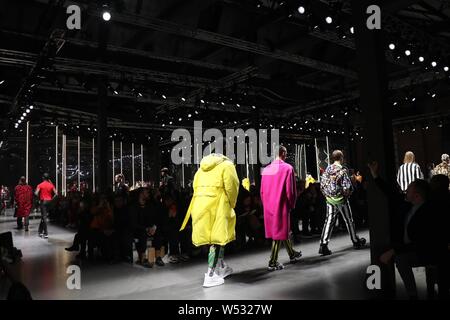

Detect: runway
[0, 214, 428, 300]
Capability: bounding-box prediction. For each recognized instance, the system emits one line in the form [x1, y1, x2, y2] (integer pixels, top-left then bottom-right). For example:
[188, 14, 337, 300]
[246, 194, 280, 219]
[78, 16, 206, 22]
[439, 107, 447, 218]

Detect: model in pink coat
[261, 146, 302, 271]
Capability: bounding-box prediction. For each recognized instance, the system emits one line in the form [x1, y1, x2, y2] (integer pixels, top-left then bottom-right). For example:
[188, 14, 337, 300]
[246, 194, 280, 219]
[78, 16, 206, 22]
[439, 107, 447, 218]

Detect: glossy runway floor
[0, 214, 428, 300]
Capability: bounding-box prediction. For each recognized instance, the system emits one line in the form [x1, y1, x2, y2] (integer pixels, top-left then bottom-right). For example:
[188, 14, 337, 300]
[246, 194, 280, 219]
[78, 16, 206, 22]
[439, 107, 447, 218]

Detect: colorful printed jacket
[431, 162, 450, 178]
[320, 163, 353, 204]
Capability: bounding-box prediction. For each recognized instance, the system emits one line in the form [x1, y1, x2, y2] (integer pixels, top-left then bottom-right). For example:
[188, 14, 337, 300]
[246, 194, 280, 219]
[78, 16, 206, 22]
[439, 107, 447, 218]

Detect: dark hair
[331, 150, 344, 162]
[19, 176, 26, 184]
[278, 146, 287, 156]
[430, 174, 449, 194]
[42, 173, 50, 180]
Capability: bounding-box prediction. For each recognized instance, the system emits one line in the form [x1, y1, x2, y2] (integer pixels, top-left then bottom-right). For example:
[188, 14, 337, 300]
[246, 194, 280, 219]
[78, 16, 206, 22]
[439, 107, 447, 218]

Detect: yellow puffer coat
[180, 154, 239, 246]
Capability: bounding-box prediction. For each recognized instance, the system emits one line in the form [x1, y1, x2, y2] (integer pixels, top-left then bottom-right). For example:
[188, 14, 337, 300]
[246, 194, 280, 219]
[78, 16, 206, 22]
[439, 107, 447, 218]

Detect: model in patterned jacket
[318, 150, 366, 256]
[431, 154, 450, 184]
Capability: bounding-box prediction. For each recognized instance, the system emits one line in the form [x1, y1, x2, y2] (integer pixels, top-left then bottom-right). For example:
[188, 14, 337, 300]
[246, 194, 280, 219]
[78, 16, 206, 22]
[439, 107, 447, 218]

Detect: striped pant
[320, 200, 358, 245]
[269, 240, 295, 266]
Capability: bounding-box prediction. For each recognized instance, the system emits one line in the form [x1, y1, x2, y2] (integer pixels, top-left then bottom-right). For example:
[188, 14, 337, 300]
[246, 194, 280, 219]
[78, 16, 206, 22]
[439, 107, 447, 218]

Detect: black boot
[353, 237, 366, 249]
[65, 245, 80, 252]
[319, 244, 332, 256]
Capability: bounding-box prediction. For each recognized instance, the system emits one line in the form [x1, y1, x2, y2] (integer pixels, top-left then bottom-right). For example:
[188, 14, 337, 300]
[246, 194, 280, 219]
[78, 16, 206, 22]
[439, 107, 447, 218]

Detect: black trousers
[17, 216, 29, 229]
[396, 250, 449, 299]
[165, 217, 191, 255]
[38, 201, 51, 235]
[114, 229, 133, 260]
[133, 229, 163, 255]
[88, 229, 114, 260]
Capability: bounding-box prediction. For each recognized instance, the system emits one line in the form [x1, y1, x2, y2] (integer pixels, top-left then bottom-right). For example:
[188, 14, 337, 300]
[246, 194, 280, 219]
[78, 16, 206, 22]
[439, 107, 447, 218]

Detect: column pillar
[351, 0, 396, 298]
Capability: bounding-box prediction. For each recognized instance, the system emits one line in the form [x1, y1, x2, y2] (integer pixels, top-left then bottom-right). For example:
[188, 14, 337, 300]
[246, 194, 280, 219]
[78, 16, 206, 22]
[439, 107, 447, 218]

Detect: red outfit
[14, 184, 33, 217]
[37, 181, 55, 201]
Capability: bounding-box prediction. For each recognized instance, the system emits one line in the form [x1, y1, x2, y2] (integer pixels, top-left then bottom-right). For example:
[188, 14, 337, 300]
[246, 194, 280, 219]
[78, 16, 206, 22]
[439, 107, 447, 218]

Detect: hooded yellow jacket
[180, 154, 239, 246]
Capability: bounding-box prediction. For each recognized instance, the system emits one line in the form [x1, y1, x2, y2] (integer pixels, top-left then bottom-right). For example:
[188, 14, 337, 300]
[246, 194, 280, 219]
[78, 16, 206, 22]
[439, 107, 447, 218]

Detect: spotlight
[22, 112, 26, 117]
[0, 80, 4, 85]
[181, 97, 186, 102]
[200, 99, 205, 104]
[405, 50, 411, 56]
[20, 116, 24, 120]
[444, 66, 449, 72]
[26, 109, 30, 113]
[325, 16, 333, 24]
[431, 61, 437, 67]
[138, 92, 143, 97]
[29, 105, 34, 109]
[252, 105, 256, 109]
[113, 90, 118, 95]
[188, 114, 192, 118]
[162, 94, 167, 99]
[18, 120, 22, 124]
[389, 43, 395, 50]
[350, 27, 354, 34]
[418, 56, 424, 62]
[102, 11, 111, 21]
[432, 93, 436, 98]
[298, 6, 305, 14]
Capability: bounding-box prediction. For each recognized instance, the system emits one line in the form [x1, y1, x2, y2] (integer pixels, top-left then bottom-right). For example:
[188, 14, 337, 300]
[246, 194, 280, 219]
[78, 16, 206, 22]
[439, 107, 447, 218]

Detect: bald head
[278, 146, 287, 160]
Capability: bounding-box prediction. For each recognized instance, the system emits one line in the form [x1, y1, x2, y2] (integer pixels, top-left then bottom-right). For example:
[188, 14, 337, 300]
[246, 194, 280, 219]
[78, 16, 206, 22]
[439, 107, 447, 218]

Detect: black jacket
[129, 203, 156, 233]
[373, 177, 445, 263]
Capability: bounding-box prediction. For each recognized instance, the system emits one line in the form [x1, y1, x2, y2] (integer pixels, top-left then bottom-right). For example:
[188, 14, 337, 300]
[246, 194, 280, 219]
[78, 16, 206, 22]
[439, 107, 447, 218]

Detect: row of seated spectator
[64, 187, 192, 267]
[46, 174, 368, 267]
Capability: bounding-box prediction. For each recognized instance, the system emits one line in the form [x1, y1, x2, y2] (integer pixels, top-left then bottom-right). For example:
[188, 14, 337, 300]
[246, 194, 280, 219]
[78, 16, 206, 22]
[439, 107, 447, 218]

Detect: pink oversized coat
[260, 159, 297, 240]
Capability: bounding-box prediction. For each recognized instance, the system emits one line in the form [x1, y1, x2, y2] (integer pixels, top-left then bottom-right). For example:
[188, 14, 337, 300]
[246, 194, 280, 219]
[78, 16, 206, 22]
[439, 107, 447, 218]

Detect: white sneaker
[215, 265, 233, 279]
[203, 272, 225, 288]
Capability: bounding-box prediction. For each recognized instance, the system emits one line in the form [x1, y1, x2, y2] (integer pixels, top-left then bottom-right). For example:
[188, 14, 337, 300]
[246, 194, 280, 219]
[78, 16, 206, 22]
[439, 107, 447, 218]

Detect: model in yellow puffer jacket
[180, 153, 239, 287]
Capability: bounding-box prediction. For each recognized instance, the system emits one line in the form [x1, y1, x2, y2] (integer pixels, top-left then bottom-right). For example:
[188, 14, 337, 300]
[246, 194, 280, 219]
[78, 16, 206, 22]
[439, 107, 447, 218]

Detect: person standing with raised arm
[319, 150, 366, 256]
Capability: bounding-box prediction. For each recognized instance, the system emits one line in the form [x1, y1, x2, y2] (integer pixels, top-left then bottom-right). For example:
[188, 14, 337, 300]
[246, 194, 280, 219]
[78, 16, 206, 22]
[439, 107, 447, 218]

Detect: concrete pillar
[351, 0, 396, 298]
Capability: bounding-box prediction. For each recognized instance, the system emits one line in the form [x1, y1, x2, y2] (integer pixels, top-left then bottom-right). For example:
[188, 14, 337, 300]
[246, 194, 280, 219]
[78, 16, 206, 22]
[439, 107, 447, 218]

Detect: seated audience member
[148, 189, 167, 267]
[88, 194, 114, 261]
[65, 195, 93, 259]
[301, 183, 324, 236]
[291, 180, 305, 241]
[162, 195, 183, 263]
[129, 188, 155, 268]
[112, 193, 132, 263]
[234, 185, 251, 250]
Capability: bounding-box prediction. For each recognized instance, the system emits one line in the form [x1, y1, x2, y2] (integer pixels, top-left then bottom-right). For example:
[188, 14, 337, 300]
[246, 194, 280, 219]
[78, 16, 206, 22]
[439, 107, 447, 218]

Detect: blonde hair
[403, 151, 415, 164]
